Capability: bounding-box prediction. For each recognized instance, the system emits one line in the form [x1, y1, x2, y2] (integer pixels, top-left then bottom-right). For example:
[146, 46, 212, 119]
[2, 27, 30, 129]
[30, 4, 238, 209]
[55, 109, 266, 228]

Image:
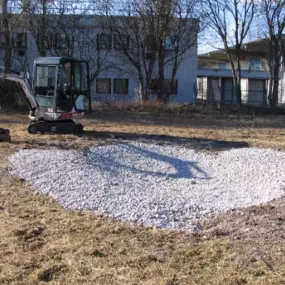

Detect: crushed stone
[9, 142, 285, 231]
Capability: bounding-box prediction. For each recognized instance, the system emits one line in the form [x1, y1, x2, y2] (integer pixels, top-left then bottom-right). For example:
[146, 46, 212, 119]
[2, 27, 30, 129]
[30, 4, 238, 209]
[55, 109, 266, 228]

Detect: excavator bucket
[0, 128, 11, 142]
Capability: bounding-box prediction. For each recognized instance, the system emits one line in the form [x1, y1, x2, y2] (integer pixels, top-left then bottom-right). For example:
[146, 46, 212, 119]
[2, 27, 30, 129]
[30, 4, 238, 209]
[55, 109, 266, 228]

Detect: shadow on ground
[80, 130, 249, 151]
[86, 142, 211, 179]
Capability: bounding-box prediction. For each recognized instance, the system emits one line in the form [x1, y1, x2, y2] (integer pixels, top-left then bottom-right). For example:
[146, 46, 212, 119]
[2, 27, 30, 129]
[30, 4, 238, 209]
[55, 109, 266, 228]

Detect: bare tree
[152, 0, 200, 102]
[204, 0, 256, 105]
[99, 0, 200, 103]
[24, 0, 60, 56]
[1, 0, 12, 71]
[25, 0, 114, 98]
[259, 0, 285, 107]
[0, 1, 28, 107]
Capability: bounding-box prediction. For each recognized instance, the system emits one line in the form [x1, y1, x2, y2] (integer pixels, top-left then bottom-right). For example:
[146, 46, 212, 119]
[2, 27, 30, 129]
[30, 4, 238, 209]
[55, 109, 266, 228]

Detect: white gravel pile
[9, 142, 285, 231]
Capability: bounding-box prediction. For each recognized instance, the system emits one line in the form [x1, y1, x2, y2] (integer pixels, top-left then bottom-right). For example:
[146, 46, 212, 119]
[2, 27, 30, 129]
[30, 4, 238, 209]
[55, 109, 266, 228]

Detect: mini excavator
[0, 57, 91, 141]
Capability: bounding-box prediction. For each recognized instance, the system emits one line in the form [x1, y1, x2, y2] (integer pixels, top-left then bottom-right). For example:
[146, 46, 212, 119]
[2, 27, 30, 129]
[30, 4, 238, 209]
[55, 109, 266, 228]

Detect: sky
[197, 7, 265, 55]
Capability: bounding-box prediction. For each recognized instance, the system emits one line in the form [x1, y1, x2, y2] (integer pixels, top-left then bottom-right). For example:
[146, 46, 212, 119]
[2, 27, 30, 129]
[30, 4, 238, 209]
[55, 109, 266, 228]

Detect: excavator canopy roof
[34, 57, 84, 65]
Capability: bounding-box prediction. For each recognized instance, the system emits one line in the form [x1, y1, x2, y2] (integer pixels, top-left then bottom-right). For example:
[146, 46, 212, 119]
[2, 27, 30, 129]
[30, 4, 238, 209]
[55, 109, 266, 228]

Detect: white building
[0, 10, 198, 105]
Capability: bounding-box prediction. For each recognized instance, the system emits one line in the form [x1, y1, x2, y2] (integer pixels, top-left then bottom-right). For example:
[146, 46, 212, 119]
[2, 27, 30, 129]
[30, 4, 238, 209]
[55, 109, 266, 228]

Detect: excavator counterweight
[0, 128, 10, 142]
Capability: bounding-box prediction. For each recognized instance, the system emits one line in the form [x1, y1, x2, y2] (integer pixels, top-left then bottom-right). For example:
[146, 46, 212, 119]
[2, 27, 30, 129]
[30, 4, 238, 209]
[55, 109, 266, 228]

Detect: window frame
[73, 62, 89, 92]
[114, 34, 129, 50]
[146, 35, 156, 51]
[249, 57, 261, 70]
[96, 34, 112, 50]
[164, 35, 178, 51]
[218, 62, 227, 70]
[150, 79, 178, 95]
[36, 32, 53, 50]
[35, 65, 56, 88]
[12, 32, 27, 49]
[55, 32, 69, 50]
[0, 32, 5, 48]
[96, 78, 112, 95]
[114, 78, 129, 95]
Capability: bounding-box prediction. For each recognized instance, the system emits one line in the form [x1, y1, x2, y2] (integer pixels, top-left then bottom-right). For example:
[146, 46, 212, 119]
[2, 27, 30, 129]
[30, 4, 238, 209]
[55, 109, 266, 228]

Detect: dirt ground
[0, 109, 285, 285]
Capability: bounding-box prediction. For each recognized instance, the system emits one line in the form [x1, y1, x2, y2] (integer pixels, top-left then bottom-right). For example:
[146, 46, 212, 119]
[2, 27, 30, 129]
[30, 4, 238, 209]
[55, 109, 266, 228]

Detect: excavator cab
[29, 57, 91, 133]
[33, 57, 90, 114]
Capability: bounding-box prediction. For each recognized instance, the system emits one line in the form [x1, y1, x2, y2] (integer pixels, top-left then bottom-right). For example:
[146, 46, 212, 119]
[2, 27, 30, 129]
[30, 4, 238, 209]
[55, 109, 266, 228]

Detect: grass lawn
[0, 108, 285, 285]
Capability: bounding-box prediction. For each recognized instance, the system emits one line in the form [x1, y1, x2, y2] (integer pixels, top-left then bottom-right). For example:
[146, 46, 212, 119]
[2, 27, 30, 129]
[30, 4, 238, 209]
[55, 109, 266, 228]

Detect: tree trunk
[227, 51, 241, 105]
[229, 61, 241, 105]
[157, 12, 167, 103]
[267, 38, 273, 104]
[157, 39, 165, 102]
[39, 0, 47, 57]
[268, 76, 273, 105]
[164, 50, 179, 103]
[270, 65, 280, 107]
[235, 75, 242, 105]
[268, 44, 280, 108]
[235, 57, 242, 105]
[138, 72, 145, 103]
[22, 0, 30, 13]
[2, 0, 12, 72]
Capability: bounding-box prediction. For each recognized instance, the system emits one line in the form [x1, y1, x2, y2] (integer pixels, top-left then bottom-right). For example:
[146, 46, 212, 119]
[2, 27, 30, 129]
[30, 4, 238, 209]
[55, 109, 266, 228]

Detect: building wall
[196, 77, 267, 105]
[197, 53, 285, 105]
[94, 42, 197, 104]
[197, 53, 278, 105]
[279, 70, 285, 105]
[173, 47, 198, 104]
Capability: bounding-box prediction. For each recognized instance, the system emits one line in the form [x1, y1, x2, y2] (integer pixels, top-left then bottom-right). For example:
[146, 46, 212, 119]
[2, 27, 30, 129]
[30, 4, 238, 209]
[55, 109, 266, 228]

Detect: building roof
[198, 37, 284, 61]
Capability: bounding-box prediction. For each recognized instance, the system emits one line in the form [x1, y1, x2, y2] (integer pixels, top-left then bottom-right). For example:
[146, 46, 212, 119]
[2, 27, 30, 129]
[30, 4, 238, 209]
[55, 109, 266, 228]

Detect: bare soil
[0, 109, 285, 285]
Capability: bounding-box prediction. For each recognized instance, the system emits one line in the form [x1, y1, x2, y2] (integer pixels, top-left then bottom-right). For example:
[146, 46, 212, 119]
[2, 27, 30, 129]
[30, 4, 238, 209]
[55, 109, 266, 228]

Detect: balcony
[197, 67, 270, 79]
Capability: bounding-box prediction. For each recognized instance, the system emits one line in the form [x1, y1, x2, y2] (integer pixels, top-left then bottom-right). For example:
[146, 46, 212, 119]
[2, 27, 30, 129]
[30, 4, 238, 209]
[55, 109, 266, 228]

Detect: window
[97, 34, 112, 50]
[55, 33, 69, 49]
[74, 62, 88, 91]
[280, 56, 284, 71]
[35, 66, 56, 88]
[164, 36, 178, 51]
[114, 79, 129, 94]
[35, 65, 56, 108]
[196, 77, 207, 100]
[58, 62, 71, 86]
[165, 79, 178, 94]
[12, 33, 27, 49]
[146, 35, 156, 51]
[219, 63, 227, 70]
[114, 35, 129, 50]
[36, 33, 53, 49]
[150, 79, 178, 95]
[0, 33, 27, 49]
[0, 33, 5, 48]
[249, 58, 261, 70]
[96, 78, 111, 94]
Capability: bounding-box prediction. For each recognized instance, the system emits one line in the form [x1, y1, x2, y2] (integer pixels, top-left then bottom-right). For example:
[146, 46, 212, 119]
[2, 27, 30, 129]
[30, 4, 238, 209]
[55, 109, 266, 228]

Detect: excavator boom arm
[0, 73, 38, 114]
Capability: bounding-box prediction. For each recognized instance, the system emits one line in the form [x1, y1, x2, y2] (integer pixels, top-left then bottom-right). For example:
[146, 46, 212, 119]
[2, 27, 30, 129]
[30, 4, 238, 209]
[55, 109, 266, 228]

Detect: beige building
[197, 38, 285, 106]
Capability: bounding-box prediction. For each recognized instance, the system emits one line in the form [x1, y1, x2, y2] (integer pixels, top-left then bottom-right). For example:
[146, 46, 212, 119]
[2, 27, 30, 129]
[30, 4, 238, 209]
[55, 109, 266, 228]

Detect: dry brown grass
[1, 109, 285, 285]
